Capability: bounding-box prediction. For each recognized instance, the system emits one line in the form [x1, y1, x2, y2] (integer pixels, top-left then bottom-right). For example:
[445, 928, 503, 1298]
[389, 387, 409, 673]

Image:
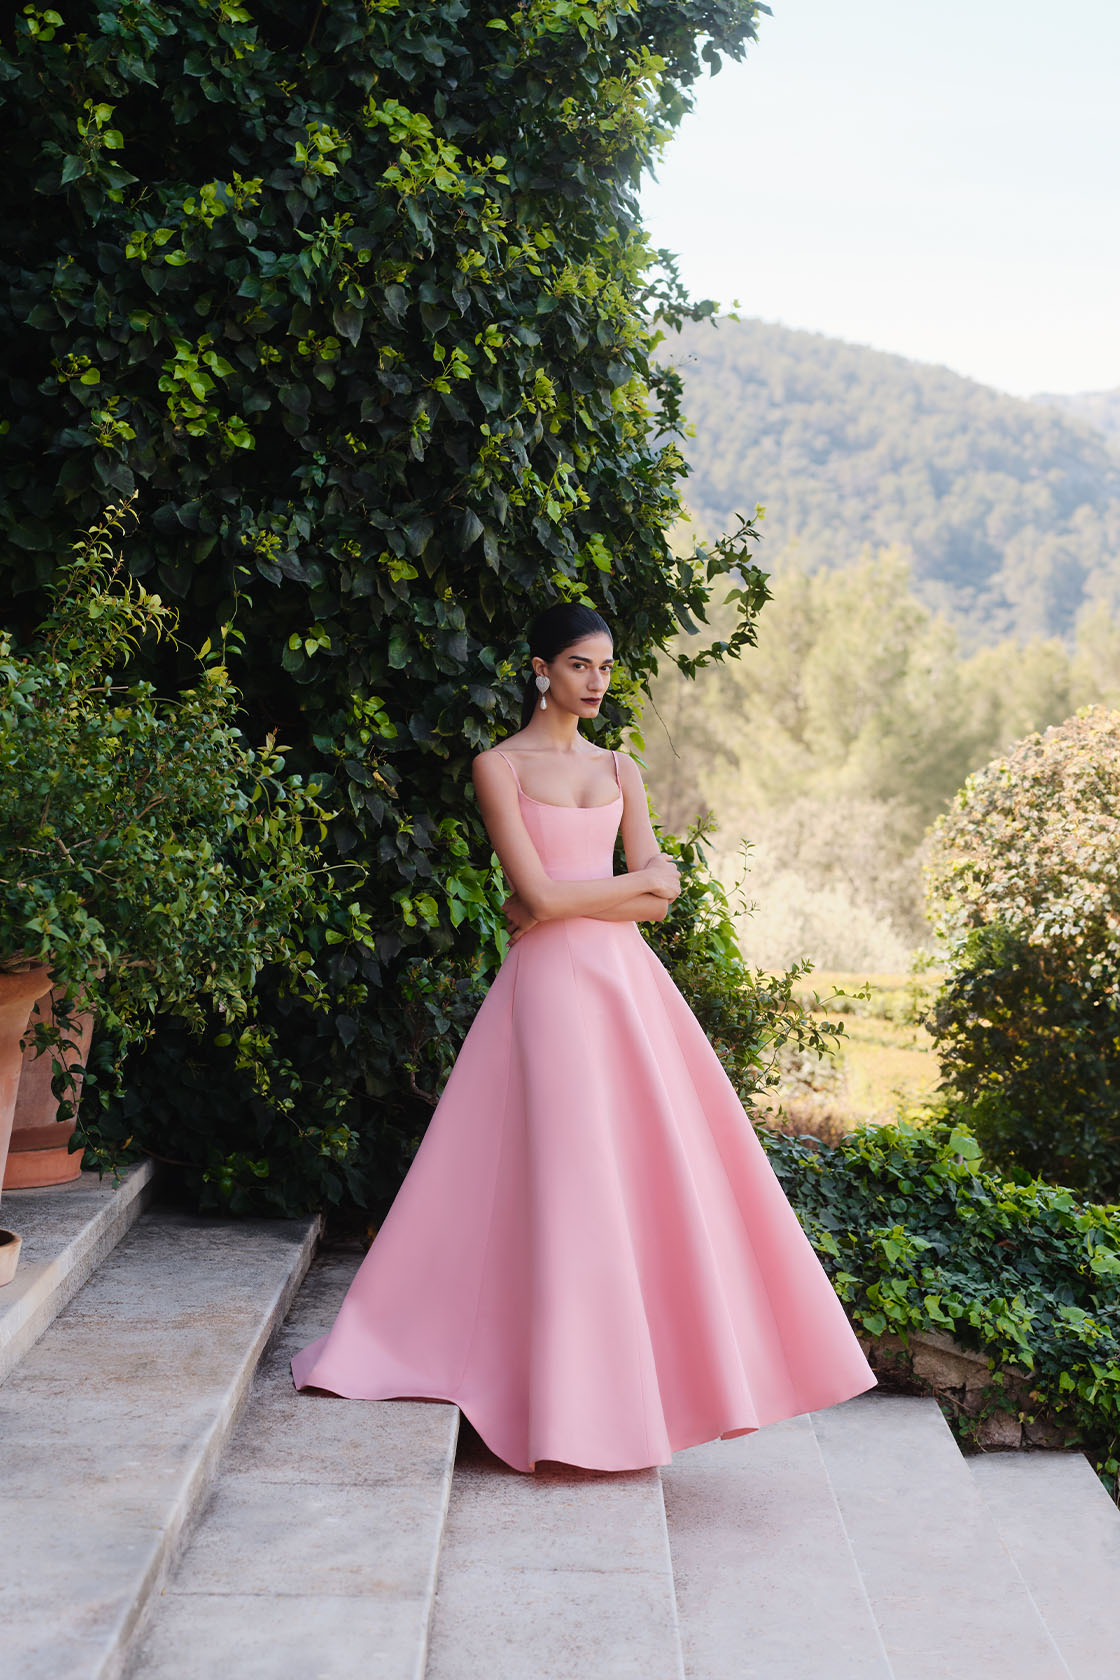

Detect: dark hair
[519, 602, 613, 728]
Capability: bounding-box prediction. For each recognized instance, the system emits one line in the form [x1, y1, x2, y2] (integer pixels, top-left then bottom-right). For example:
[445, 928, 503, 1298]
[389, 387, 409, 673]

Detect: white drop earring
[535, 673, 550, 710]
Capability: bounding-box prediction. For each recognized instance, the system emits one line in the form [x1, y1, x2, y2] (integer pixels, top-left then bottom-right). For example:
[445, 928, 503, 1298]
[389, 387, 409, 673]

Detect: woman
[291, 602, 877, 1472]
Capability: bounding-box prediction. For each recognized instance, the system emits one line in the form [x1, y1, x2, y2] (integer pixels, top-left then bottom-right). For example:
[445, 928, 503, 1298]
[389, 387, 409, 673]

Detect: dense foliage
[0, 504, 364, 1175]
[764, 1116, 1120, 1499]
[0, 1, 776, 1212]
[660, 316, 1120, 644]
[924, 707, 1120, 1200]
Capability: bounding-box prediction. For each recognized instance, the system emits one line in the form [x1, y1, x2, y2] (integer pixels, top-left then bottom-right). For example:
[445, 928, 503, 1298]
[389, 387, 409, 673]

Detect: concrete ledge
[0, 1204, 319, 1680]
[0, 1161, 156, 1384]
[663, 1414, 892, 1679]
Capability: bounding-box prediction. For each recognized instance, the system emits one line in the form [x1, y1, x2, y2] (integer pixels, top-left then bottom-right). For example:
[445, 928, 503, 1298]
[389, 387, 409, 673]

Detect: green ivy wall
[0, 0, 771, 1212]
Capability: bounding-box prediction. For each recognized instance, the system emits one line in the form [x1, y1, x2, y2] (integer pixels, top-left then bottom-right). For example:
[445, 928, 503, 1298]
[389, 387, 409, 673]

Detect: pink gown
[291, 748, 877, 1472]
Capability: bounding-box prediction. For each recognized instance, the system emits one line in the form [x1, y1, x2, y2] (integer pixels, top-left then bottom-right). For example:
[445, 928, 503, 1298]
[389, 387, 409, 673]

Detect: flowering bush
[923, 707, 1120, 1198]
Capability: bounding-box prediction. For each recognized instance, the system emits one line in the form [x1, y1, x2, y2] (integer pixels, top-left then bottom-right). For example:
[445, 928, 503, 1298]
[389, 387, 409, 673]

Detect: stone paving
[0, 1193, 317, 1679]
[0, 1160, 154, 1382]
[2, 1176, 1119, 1680]
[129, 1252, 458, 1680]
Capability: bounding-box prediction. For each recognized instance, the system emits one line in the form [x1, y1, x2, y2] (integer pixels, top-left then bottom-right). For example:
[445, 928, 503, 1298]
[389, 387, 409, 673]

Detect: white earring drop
[535, 673, 550, 711]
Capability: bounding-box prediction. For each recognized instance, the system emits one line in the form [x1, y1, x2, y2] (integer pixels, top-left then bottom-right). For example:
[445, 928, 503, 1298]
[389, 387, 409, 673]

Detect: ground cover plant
[764, 1114, 1120, 1501]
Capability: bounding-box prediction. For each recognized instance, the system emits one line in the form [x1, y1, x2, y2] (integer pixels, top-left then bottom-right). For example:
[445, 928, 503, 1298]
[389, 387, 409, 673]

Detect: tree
[640, 549, 1120, 971]
[0, 1, 772, 1212]
[924, 706, 1120, 1199]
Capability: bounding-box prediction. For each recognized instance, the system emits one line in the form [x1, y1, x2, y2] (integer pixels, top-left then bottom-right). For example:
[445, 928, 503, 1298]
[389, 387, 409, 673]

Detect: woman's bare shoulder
[474, 733, 526, 764]
[612, 747, 646, 783]
[472, 737, 529, 784]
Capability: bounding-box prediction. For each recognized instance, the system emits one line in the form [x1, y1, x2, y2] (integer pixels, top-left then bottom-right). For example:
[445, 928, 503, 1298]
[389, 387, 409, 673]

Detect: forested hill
[662, 317, 1120, 645]
[1034, 388, 1120, 445]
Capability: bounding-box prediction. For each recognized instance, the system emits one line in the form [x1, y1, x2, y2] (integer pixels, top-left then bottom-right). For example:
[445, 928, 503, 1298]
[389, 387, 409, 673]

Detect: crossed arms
[471, 747, 682, 944]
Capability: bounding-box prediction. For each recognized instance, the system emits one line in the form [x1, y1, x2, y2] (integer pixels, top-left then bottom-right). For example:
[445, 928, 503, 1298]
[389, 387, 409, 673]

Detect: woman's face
[535, 633, 614, 718]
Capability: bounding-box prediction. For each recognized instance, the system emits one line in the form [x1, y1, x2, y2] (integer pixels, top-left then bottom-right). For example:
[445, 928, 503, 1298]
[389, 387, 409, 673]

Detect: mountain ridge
[1032, 388, 1120, 445]
[662, 317, 1120, 646]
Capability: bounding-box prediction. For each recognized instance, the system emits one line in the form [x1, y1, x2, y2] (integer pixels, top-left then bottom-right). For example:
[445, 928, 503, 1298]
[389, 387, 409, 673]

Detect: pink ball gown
[291, 748, 877, 1472]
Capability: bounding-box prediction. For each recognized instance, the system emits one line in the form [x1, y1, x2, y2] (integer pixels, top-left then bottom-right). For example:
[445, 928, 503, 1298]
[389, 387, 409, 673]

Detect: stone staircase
[1, 1172, 1117, 1680]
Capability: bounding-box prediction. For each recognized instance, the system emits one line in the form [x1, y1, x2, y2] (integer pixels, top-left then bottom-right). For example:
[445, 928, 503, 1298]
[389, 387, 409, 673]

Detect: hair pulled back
[518, 602, 613, 728]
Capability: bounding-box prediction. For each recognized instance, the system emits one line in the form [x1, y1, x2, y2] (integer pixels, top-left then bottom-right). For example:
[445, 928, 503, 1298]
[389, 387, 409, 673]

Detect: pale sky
[640, 0, 1120, 397]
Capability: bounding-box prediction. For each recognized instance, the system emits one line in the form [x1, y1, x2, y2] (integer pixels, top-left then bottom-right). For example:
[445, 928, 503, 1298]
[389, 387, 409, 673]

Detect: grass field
[755, 969, 945, 1142]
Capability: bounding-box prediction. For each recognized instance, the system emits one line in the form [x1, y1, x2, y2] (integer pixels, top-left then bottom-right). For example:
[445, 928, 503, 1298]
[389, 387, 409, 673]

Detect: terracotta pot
[0, 1228, 21, 1287]
[0, 965, 54, 1210]
[4, 988, 95, 1190]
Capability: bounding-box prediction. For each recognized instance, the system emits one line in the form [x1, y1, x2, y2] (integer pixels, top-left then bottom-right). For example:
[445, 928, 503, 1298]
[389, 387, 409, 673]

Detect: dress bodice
[493, 749, 622, 881]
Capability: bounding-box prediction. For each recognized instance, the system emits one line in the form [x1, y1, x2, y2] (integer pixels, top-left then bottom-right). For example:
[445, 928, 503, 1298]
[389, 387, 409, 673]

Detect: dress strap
[610, 749, 621, 792]
[493, 748, 523, 793]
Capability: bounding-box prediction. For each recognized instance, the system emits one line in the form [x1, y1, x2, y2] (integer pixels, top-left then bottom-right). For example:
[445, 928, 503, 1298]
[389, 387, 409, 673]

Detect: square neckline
[494, 748, 623, 811]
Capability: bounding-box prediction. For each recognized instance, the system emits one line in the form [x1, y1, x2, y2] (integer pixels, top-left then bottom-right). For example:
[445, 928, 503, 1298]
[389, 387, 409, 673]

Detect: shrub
[923, 706, 1120, 1199]
[0, 504, 369, 1205]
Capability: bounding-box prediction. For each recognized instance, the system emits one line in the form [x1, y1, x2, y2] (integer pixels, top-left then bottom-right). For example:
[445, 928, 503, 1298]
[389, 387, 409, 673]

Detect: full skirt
[291, 915, 877, 1471]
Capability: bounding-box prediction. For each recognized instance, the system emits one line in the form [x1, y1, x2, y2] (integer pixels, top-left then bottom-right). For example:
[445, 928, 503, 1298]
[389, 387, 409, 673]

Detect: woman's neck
[520, 716, 586, 752]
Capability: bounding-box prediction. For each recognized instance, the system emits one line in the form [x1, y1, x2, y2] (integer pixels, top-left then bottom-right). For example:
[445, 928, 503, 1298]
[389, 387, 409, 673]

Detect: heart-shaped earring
[535, 672, 550, 710]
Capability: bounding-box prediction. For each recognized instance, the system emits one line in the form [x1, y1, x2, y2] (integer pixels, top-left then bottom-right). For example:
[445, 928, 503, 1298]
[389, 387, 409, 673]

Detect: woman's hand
[503, 890, 539, 946]
[642, 854, 682, 902]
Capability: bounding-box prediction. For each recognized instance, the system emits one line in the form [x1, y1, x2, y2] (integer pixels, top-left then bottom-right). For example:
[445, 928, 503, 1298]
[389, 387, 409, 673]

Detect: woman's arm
[588, 891, 669, 924]
[472, 750, 679, 922]
[504, 887, 667, 941]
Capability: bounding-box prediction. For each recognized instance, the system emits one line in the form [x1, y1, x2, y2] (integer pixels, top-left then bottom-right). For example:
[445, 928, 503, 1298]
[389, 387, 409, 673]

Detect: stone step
[0, 1161, 155, 1383]
[968, 1449, 1120, 1677]
[425, 1427, 685, 1680]
[665, 1393, 1079, 1680]
[0, 1201, 318, 1680]
[662, 1411, 892, 1680]
[127, 1250, 460, 1680]
[810, 1393, 1070, 1679]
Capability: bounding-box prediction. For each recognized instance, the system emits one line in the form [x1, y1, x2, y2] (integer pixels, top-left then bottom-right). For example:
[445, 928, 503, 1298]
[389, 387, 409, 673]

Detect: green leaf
[420, 302, 449, 333]
[459, 509, 484, 547]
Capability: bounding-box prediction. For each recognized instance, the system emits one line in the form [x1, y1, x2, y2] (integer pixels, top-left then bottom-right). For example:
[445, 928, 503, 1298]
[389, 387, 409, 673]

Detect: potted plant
[0, 965, 53, 1282]
[0, 500, 348, 1275]
[5, 986, 96, 1189]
